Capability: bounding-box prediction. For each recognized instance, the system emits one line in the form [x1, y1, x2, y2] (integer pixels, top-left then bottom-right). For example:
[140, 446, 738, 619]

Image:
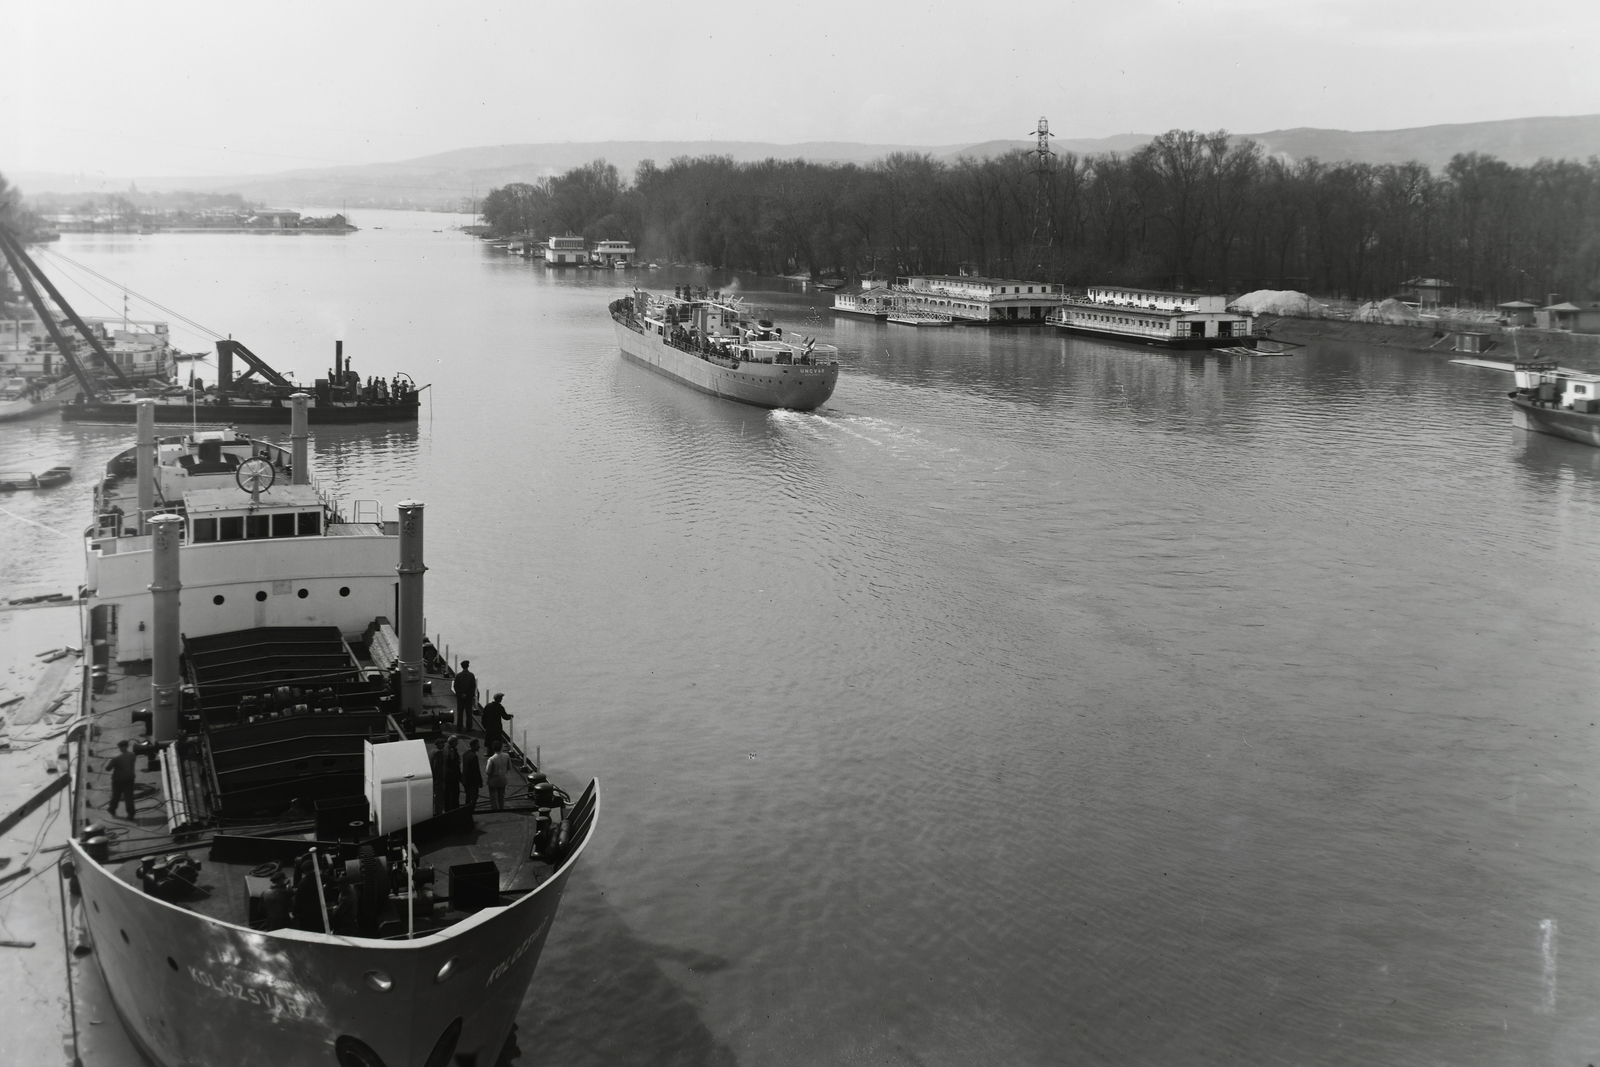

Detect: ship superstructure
[611, 287, 840, 410]
[65, 396, 597, 1067]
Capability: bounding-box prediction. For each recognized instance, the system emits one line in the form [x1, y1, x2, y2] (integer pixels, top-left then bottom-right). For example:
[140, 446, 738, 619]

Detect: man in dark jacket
[105, 739, 138, 819]
[482, 692, 513, 752]
[452, 661, 477, 731]
[428, 736, 447, 813]
[461, 738, 483, 813]
[441, 735, 462, 811]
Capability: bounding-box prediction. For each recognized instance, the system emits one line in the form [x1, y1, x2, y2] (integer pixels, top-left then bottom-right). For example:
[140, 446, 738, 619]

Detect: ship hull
[70, 810, 590, 1067]
[1054, 323, 1258, 350]
[61, 396, 420, 424]
[1511, 396, 1600, 446]
[614, 320, 837, 411]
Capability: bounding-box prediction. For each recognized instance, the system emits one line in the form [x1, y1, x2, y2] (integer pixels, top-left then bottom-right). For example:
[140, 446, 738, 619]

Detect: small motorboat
[0, 465, 72, 491]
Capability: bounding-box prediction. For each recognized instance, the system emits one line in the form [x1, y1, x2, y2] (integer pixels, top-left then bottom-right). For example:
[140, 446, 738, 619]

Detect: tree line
[481, 132, 1600, 305]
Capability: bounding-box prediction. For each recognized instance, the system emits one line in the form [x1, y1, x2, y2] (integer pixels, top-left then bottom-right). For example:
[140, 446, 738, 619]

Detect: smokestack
[396, 501, 427, 718]
[290, 393, 310, 485]
[136, 399, 155, 531]
[149, 514, 183, 743]
[335, 339, 343, 380]
[215, 339, 233, 397]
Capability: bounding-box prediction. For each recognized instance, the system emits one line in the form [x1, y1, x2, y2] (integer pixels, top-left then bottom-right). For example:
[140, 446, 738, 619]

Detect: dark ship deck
[80, 622, 590, 940]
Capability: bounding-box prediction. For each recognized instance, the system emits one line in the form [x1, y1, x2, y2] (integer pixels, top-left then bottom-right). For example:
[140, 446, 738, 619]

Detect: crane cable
[34, 246, 225, 342]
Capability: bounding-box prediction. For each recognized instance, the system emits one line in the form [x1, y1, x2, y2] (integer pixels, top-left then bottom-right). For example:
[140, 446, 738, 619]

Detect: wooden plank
[0, 774, 69, 838]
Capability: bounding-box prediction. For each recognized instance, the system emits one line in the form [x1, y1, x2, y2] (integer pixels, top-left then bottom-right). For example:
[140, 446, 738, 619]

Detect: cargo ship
[63, 395, 597, 1067]
[611, 287, 839, 410]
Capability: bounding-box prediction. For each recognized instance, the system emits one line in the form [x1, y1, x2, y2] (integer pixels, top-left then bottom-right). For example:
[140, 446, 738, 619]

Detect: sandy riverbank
[0, 603, 142, 1067]
[1263, 316, 1600, 370]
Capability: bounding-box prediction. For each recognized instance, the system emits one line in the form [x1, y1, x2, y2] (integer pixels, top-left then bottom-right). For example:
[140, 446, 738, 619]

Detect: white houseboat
[1, 315, 175, 383]
[1050, 286, 1256, 349]
[83, 316, 178, 378]
[591, 240, 635, 268]
[544, 235, 588, 267]
[831, 285, 895, 319]
[890, 275, 1064, 324]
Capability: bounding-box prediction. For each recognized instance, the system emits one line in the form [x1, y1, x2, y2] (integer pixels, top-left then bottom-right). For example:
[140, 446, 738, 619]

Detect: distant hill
[1246, 114, 1600, 171]
[16, 115, 1600, 209]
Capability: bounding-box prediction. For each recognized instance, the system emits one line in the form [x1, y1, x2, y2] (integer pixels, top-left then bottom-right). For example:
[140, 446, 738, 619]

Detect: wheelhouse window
[246, 514, 271, 539]
[219, 516, 244, 541]
[272, 512, 297, 537]
[192, 518, 218, 543]
[298, 511, 321, 536]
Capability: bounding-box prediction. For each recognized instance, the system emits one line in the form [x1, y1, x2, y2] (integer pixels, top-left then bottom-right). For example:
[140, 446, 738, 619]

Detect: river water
[4, 210, 1599, 1065]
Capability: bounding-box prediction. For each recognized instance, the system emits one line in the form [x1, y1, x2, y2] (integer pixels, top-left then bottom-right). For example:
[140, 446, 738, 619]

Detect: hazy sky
[5, 0, 1599, 177]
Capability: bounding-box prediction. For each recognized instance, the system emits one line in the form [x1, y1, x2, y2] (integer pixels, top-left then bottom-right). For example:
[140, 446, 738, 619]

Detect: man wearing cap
[261, 870, 294, 930]
[482, 692, 513, 752]
[452, 660, 477, 731]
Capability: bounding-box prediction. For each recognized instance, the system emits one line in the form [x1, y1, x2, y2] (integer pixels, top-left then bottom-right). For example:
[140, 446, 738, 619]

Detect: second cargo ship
[611, 287, 839, 410]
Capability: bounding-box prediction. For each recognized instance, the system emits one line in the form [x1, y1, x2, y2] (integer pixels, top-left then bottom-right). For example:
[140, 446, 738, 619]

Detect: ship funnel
[290, 393, 310, 485]
[149, 514, 183, 742]
[396, 502, 427, 718]
[136, 399, 155, 531]
[215, 339, 233, 397]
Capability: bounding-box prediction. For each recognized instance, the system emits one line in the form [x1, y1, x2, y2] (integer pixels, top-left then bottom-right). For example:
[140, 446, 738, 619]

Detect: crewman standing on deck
[105, 739, 138, 819]
[429, 736, 447, 811]
[452, 660, 477, 731]
[441, 735, 462, 811]
[461, 739, 483, 813]
[482, 692, 513, 752]
[485, 742, 510, 811]
[104, 742, 137, 819]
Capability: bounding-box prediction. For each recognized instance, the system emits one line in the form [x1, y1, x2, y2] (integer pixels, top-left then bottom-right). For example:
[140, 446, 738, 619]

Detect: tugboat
[611, 287, 839, 411]
[64, 396, 597, 1066]
[1508, 359, 1600, 446]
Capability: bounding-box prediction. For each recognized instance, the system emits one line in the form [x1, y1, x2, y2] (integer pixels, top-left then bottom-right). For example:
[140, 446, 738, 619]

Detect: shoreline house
[1404, 277, 1459, 309]
[1536, 301, 1600, 334]
[1497, 300, 1539, 327]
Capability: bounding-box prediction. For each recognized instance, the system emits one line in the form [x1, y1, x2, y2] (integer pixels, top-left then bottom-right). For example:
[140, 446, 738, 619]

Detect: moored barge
[1050, 285, 1257, 349]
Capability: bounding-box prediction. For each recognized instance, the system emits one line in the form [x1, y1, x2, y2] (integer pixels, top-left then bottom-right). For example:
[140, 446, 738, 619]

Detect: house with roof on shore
[1535, 301, 1600, 334]
[1496, 300, 1538, 327]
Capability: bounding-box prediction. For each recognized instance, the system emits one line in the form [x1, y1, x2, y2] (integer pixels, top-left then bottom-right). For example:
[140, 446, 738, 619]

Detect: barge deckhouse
[65, 396, 597, 1067]
[1050, 285, 1257, 349]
